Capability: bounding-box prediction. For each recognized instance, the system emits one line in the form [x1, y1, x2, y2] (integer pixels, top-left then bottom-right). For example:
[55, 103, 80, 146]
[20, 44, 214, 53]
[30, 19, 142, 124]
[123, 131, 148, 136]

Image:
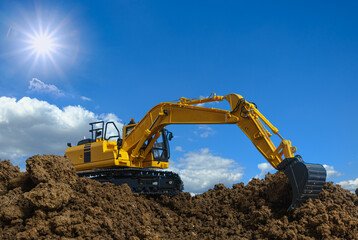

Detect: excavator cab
[151, 129, 172, 162]
[123, 119, 172, 163]
[75, 121, 121, 146]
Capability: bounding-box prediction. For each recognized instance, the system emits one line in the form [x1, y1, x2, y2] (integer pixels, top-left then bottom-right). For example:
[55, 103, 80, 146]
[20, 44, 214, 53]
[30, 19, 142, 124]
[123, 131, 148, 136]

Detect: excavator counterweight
[65, 93, 327, 210]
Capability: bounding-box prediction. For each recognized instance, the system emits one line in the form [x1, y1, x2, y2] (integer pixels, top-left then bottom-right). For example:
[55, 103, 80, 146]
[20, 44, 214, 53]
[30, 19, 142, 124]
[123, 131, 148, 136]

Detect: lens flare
[24, 25, 59, 61]
[30, 33, 55, 55]
[21, 25, 64, 74]
[5, 5, 79, 76]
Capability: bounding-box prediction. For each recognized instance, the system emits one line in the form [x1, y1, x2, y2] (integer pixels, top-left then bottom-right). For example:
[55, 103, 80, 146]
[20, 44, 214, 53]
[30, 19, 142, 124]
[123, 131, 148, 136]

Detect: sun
[5, 5, 80, 76]
[30, 33, 55, 55]
[20, 22, 68, 74]
[25, 28, 59, 60]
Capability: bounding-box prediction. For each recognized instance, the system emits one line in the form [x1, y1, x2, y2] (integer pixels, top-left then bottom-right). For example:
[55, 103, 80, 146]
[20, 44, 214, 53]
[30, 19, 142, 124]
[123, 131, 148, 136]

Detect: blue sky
[0, 0, 357, 193]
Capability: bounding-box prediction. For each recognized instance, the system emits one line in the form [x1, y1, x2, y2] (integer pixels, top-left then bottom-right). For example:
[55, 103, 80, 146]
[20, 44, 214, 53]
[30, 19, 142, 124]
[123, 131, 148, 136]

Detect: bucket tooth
[277, 156, 327, 210]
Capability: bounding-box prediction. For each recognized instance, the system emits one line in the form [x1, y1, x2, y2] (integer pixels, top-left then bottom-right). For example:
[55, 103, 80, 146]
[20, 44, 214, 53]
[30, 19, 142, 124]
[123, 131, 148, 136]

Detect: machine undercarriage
[78, 168, 183, 196]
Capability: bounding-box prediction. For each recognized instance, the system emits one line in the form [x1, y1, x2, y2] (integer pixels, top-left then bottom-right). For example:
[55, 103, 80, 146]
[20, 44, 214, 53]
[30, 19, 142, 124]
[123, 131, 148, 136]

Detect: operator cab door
[151, 129, 172, 162]
[123, 123, 172, 162]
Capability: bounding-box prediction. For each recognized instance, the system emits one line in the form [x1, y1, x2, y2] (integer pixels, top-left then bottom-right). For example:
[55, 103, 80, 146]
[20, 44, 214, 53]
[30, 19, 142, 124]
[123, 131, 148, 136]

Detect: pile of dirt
[0, 155, 357, 240]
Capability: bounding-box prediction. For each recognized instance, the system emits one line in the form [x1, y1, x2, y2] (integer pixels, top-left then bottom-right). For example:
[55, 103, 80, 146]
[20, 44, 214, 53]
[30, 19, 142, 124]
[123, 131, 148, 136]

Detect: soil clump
[0, 155, 357, 240]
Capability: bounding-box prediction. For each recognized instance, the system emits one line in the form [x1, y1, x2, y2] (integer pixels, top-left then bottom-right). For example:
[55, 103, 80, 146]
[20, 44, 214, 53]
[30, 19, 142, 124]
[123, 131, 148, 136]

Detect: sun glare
[6, 5, 79, 76]
[21, 25, 64, 73]
[30, 33, 55, 55]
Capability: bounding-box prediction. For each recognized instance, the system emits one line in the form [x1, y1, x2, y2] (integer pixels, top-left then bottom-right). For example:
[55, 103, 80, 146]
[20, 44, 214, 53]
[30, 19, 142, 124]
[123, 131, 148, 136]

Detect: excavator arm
[123, 93, 294, 167]
[122, 93, 327, 209]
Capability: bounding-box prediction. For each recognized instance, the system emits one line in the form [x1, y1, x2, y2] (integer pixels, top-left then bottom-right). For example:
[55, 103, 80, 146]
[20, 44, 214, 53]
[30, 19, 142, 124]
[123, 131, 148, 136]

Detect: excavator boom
[65, 93, 327, 209]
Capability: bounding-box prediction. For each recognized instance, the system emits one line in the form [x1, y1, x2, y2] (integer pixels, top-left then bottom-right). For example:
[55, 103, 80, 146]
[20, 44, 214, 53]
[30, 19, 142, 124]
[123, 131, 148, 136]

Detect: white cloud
[323, 164, 342, 179]
[194, 96, 206, 107]
[255, 162, 276, 179]
[337, 178, 358, 193]
[28, 78, 64, 96]
[81, 96, 92, 101]
[194, 125, 215, 138]
[194, 94, 220, 107]
[195, 103, 205, 107]
[0, 96, 122, 166]
[168, 148, 243, 194]
[175, 146, 184, 152]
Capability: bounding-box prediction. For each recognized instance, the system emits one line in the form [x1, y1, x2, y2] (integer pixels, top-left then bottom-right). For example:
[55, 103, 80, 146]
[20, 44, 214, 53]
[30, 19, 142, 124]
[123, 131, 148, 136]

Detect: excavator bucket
[277, 156, 327, 210]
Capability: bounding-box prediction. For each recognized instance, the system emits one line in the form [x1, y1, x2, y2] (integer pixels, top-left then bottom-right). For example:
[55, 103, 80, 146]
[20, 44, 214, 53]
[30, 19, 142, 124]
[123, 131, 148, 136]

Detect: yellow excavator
[65, 93, 326, 209]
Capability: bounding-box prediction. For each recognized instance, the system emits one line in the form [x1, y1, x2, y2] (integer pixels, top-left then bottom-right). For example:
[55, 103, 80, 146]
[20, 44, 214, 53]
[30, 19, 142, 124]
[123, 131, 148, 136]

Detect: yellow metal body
[65, 93, 296, 171]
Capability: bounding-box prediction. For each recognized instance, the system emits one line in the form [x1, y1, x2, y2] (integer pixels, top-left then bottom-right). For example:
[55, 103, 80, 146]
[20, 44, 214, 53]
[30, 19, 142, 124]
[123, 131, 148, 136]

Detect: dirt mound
[0, 155, 357, 239]
[26, 155, 78, 185]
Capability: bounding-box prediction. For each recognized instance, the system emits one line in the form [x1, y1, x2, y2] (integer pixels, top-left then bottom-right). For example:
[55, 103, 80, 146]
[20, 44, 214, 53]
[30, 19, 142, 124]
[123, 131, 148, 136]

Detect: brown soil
[0, 155, 357, 240]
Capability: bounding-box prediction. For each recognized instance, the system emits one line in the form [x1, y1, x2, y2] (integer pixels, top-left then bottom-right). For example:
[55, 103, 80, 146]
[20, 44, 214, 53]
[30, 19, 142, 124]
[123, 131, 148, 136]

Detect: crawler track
[78, 168, 183, 196]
